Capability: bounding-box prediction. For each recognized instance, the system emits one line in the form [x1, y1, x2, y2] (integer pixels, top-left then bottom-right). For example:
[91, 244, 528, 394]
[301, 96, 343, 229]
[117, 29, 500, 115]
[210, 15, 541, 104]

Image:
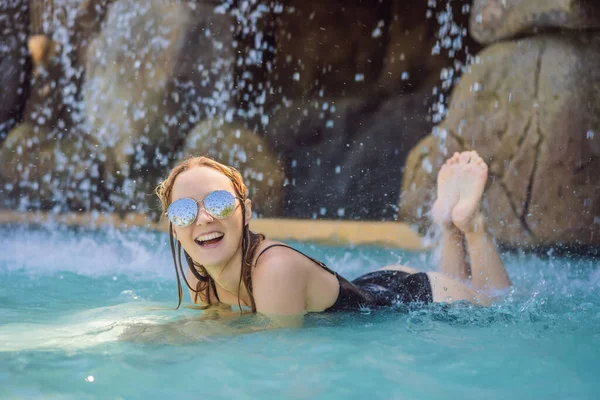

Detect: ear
[244, 198, 252, 225]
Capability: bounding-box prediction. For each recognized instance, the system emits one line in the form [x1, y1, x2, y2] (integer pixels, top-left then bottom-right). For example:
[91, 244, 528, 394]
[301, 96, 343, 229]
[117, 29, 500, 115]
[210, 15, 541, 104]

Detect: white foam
[0, 227, 173, 279]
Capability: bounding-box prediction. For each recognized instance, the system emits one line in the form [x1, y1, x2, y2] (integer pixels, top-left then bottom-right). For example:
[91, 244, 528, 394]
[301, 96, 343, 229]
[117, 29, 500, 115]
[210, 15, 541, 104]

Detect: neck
[203, 237, 251, 306]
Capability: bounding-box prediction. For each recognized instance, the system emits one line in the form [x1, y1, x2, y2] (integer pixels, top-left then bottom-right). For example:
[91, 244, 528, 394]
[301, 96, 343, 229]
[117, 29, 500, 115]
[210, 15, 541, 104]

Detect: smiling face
[170, 166, 252, 268]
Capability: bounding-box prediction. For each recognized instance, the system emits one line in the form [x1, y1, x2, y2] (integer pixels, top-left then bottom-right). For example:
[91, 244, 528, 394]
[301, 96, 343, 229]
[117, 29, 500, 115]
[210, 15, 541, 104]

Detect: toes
[447, 152, 460, 164]
[471, 152, 489, 170]
[451, 151, 489, 170]
[458, 151, 472, 164]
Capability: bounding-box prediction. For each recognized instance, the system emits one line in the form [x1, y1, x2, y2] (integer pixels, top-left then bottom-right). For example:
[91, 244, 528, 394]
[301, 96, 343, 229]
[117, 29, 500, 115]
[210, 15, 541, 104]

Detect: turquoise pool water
[0, 225, 599, 399]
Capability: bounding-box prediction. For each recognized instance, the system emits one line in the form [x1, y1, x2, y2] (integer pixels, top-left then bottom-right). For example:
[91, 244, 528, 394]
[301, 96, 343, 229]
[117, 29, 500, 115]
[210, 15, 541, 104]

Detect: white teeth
[195, 232, 224, 242]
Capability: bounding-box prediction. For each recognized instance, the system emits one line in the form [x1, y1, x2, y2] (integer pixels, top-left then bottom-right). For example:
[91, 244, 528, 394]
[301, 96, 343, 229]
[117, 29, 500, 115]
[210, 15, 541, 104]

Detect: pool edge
[0, 211, 427, 251]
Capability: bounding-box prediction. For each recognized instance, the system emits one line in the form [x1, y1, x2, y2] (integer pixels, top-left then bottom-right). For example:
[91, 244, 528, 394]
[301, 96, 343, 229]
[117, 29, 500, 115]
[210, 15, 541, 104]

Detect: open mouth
[195, 232, 224, 248]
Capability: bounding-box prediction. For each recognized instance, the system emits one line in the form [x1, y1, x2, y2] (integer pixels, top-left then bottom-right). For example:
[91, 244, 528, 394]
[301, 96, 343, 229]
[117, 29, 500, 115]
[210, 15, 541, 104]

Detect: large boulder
[399, 34, 600, 249]
[470, 0, 600, 44]
[0, 123, 106, 211]
[179, 121, 285, 217]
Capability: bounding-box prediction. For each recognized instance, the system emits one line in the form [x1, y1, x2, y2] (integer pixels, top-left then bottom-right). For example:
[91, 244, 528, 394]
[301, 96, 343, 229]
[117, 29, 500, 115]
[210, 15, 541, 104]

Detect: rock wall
[0, 0, 476, 218]
[252, 0, 475, 219]
[0, 0, 31, 145]
[470, 0, 600, 44]
[400, 0, 600, 250]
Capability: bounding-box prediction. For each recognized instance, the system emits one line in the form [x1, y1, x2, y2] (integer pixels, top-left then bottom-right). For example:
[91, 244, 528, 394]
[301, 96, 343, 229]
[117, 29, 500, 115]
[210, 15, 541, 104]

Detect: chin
[188, 238, 235, 267]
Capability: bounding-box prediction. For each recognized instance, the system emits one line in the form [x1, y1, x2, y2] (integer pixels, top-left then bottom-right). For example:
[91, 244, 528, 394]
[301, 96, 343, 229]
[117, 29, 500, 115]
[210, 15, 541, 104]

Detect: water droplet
[421, 157, 433, 174]
[586, 130, 595, 139]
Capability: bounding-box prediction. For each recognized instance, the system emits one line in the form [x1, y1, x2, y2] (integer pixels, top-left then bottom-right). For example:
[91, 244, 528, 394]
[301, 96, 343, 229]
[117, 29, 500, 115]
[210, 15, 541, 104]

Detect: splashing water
[2, 0, 476, 220]
[427, 0, 474, 129]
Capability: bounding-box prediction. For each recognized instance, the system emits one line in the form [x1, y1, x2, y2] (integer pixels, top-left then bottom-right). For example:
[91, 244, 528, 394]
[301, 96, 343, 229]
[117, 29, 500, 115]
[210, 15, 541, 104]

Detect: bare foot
[431, 152, 461, 229]
[451, 151, 488, 233]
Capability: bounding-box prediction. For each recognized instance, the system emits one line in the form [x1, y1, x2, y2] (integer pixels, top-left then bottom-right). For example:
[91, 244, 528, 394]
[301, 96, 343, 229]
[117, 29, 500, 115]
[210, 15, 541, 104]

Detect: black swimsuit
[255, 244, 433, 312]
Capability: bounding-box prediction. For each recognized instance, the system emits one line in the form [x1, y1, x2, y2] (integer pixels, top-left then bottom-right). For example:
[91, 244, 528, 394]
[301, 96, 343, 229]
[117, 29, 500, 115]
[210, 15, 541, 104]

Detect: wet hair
[155, 156, 265, 312]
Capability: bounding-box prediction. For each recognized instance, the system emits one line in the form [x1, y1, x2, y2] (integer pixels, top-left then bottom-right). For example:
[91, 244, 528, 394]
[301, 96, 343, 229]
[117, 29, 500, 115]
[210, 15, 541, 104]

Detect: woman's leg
[450, 151, 512, 291]
[432, 153, 471, 281]
[427, 272, 491, 305]
[460, 216, 512, 291]
[381, 151, 510, 304]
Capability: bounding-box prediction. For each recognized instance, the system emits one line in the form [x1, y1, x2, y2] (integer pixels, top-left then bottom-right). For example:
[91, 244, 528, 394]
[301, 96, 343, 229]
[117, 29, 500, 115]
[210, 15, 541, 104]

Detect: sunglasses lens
[167, 198, 198, 227]
[204, 190, 236, 219]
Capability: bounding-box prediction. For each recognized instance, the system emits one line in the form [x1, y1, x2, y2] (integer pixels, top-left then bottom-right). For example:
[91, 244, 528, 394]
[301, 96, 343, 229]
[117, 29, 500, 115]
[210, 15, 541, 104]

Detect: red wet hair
[155, 156, 264, 312]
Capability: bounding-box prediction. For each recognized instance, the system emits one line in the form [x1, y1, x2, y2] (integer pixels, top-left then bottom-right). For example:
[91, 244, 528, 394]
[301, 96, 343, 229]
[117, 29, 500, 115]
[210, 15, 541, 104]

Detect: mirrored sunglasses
[167, 190, 239, 228]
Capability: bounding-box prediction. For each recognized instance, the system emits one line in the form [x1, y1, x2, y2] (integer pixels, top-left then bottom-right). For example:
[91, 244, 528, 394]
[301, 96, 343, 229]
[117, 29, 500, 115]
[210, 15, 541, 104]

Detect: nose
[195, 208, 214, 225]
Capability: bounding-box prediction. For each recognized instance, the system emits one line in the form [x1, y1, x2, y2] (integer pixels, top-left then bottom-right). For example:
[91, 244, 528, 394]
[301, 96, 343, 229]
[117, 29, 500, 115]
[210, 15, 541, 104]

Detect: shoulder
[251, 241, 308, 314]
[252, 240, 306, 282]
[254, 240, 294, 264]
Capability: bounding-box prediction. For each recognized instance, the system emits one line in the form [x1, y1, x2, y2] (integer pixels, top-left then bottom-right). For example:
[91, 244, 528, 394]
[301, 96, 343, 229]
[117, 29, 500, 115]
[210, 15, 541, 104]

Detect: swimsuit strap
[254, 244, 337, 276]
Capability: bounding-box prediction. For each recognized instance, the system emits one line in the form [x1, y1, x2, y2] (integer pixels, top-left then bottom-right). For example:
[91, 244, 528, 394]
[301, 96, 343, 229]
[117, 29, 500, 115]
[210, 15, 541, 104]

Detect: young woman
[155, 151, 511, 321]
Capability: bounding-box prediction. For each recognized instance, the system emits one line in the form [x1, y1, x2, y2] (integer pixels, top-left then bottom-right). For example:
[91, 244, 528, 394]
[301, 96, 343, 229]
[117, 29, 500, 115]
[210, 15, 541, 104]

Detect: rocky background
[400, 0, 600, 250]
[1, 0, 599, 251]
